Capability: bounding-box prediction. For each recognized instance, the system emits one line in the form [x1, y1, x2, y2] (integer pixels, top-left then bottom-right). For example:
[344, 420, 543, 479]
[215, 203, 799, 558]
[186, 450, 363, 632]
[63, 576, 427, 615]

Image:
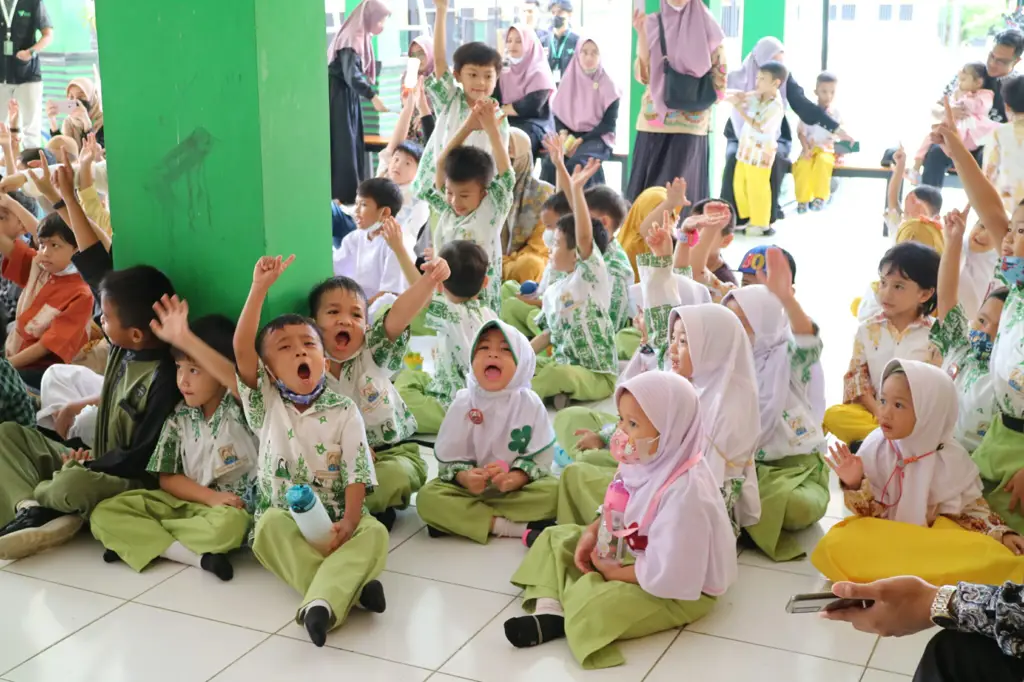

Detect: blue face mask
[969, 328, 994, 362]
[1002, 256, 1024, 287]
[274, 374, 327, 406]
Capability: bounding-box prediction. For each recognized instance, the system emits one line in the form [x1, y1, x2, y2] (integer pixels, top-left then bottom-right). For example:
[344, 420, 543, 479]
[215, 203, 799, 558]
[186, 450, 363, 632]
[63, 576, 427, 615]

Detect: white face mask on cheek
[542, 229, 556, 249]
[507, 55, 524, 66]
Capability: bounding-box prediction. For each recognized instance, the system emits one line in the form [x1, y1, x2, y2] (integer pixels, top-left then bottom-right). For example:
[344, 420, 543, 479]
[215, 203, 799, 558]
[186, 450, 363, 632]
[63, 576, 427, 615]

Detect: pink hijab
[327, 0, 391, 83]
[552, 35, 621, 146]
[410, 35, 435, 76]
[645, 0, 725, 118]
[499, 24, 556, 104]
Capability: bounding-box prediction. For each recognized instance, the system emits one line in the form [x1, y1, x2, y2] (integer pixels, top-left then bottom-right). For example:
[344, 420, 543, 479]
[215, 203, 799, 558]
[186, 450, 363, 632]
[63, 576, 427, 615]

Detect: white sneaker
[0, 508, 83, 560]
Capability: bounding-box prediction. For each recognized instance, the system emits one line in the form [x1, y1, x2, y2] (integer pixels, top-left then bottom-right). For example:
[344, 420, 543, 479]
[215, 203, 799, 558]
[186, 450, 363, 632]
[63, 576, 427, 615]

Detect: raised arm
[384, 257, 450, 342]
[432, 0, 449, 77]
[542, 132, 572, 199]
[435, 108, 479, 190]
[479, 99, 511, 176]
[54, 154, 108, 252]
[937, 208, 967, 321]
[640, 177, 688, 243]
[381, 216, 421, 284]
[569, 162, 594, 259]
[150, 295, 240, 399]
[384, 79, 422, 161]
[888, 146, 906, 213]
[632, 11, 650, 73]
[761, 247, 814, 336]
[234, 255, 294, 389]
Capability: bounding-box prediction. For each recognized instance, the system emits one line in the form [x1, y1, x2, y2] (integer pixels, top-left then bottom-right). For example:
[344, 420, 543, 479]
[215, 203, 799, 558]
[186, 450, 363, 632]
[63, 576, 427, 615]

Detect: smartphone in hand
[786, 592, 874, 614]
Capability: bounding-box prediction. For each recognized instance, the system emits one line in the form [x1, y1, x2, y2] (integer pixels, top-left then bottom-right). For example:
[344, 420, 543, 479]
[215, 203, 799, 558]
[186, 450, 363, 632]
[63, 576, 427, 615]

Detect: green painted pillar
[94, 0, 331, 320]
[741, 0, 786, 55]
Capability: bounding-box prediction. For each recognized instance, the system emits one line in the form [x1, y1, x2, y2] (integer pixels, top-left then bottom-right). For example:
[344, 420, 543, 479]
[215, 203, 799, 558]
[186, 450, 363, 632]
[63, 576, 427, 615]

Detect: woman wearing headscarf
[328, 0, 391, 204]
[405, 35, 436, 146]
[503, 129, 554, 284]
[541, 34, 621, 188]
[813, 359, 1024, 586]
[506, 371, 737, 669]
[625, 0, 726, 204]
[495, 24, 556, 159]
[46, 77, 103, 148]
[720, 37, 850, 230]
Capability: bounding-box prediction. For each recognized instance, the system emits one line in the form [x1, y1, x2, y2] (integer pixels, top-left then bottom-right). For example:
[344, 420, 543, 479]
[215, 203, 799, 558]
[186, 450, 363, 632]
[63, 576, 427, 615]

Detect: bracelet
[52, 199, 66, 210]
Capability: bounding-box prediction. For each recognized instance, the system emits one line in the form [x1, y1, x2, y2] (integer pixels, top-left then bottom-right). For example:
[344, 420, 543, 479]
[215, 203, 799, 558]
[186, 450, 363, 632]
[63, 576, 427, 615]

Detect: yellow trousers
[822, 402, 878, 444]
[732, 161, 772, 227]
[792, 149, 835, 203]
[503, 252, 547, 284]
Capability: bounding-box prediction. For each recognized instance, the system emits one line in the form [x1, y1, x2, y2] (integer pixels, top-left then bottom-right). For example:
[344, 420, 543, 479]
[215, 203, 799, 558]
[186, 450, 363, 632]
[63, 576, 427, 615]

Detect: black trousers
[720, 138, 793, 225]
[920, 144, 985, 189]
[914, 630, 1024, 682]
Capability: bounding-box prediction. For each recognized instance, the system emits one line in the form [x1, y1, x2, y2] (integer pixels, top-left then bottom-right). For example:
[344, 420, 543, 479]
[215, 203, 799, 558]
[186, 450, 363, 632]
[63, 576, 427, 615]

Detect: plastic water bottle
[519, 280, 539, 298]
[286, 484, 334, 546]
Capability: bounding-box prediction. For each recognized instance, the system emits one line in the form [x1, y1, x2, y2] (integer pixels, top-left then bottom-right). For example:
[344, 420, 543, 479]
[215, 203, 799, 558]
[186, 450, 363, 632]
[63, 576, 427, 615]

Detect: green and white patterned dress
[424, 293, 498, 407]
[237, 362, 375, 526]
[423, 168, 516, 314]
[603, 239, 635, 332]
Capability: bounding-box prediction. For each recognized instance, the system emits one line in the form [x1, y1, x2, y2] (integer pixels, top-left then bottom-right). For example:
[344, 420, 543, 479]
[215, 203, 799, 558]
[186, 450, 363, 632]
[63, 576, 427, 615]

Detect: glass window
[841, 4, 855, 21]
[899, 4, 913, 21]
[829, 4, 837, 21]
[879, 5, 892, 21]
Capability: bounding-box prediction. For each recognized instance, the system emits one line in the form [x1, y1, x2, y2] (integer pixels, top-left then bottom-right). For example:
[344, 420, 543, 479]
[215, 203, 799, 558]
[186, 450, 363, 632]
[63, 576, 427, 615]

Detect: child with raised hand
[885, 146, 946, 244]
[410, 0, 510, 198]
[90, 299, 257, 580]
[389, 217, 498, 435]
[416, 320, 558, 545]
[505, 371, 737, 670]
[813, 359, 1024, 586]
[723, 249, 829, 561]
[420, 97, 514, 313]
[929, 207, 1005, 453]
[531, 159, 617, 406]
[309, 242, 451, 529]
[825, 242, 941, 448]
[235, 255, 387, 648]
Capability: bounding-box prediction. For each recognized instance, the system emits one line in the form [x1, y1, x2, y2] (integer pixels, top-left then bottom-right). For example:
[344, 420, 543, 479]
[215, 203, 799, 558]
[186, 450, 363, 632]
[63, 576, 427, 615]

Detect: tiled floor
[0, 177, 955, 681]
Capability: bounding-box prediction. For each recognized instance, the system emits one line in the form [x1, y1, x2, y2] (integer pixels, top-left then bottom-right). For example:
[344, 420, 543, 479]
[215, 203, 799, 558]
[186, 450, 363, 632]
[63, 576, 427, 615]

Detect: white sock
[301, 598, 334, 619]
[491, 517, 528, 538]
[161, 541, 202, 568]
[534, 597, 564, 617]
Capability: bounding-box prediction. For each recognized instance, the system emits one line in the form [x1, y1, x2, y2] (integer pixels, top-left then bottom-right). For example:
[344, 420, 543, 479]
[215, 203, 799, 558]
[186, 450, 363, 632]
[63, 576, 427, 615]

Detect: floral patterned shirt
[237, 362, 375, 526]
[423, 168, 516, 314]
[148, 393, 259, 513]
[425, 293, 497, 407]
[604, 239, 634, 332]
[843, 313, 938, 403]
[539, 249, 617, 374]
[634, 45, 727, 136]
[931, 304, 996, 451]
[950, 581, 1024, 657]
[992, 283, 1024, 419]
[735, 93, 786, 169]
[326, 310, 416, 449]
[757, 334, 827, 462]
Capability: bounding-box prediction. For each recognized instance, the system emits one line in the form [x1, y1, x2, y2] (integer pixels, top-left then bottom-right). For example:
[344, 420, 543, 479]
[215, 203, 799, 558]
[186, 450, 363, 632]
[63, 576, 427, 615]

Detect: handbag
[656, 14, 717, 112]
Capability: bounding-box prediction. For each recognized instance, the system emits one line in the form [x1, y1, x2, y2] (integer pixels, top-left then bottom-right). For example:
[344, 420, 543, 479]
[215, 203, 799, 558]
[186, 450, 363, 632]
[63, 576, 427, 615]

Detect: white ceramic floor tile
[386, 528, 525, 595]
[647, 632, 865, 682]
[0, 559, 14, 569]
[278, 571, 512, 670]
[441, 599, 677, 682]
[134, 552, 297, 633]
[0, 572, 122, 674]
[211, 634, 431, 682]
[6, 602, 266, 682]
[4, 534, 185, 599]
[688, 565, 878, 665]
[867, 628, 935, 676]
[389, 506, 427, 550]
[738, 516, 842, 577]
[861, 671, 912, 682]
[427, 676, 480, 682]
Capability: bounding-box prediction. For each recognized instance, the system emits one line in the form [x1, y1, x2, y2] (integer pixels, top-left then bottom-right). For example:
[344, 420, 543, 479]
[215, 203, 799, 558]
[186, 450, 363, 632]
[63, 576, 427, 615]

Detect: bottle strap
[611, 452, 704, 539]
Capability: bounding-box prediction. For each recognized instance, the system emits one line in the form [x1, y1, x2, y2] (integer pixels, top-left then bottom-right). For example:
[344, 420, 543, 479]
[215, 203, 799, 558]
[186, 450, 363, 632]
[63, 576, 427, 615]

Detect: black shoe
[102, 548, 122, 564]
[200, 553, 234, 581]
[303, 605, 332, 648]
[503, 614, 565, 648]
[358, 579, 387, 613]
[0, 505, 82, 560]
[373, 507, 397, 532]
[522, 520, 556, 548]
[427, 525, 449, 538]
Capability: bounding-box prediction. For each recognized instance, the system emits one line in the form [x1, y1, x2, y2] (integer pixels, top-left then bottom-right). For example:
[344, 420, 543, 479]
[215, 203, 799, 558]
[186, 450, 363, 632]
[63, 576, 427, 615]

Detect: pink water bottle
[596, 478, 630, 562]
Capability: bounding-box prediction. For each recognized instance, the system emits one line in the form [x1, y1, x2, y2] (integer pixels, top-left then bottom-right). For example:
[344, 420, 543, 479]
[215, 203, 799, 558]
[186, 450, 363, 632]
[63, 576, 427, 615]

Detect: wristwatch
[930, 585, 958, 628]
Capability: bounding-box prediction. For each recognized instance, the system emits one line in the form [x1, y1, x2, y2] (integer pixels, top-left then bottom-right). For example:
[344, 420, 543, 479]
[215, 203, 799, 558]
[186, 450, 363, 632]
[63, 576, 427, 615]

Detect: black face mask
[552, 15, 566, 29]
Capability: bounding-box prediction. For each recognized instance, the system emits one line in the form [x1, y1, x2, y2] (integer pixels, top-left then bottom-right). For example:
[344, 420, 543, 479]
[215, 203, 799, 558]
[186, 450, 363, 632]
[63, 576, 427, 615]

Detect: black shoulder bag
[656, 13, 718, 112]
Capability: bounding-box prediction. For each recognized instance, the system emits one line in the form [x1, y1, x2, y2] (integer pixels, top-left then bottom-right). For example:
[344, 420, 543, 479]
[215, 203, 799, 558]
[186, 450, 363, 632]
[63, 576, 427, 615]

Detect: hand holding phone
[49, 100, 78, 116]
[786, 592, 874, 614]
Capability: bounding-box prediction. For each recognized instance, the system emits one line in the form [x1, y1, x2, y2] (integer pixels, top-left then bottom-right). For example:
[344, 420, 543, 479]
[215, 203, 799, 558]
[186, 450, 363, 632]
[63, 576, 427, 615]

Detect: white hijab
[434, 320, 555, 470]
[614, 372, 737, 600]
[723, 285, 791, 453]
[858, 359, 983, 527]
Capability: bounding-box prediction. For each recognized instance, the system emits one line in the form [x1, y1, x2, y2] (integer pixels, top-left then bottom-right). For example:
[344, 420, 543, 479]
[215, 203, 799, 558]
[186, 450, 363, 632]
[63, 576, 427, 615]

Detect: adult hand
[574, 429, 604, 451]
[69, 100, 91, 128]
[252, 254, 295, 290]
[825, 441, 865, 489]
[631, 9, 647, 35]
[574, 525, 598, 573]
[53, 401, 87, 439]
[371, 95, 389, 113]
[14, 50, 31, 62]
[835, 128, 854, 143]
[822, 576, 938, 638]
[149, 295, 192, 347]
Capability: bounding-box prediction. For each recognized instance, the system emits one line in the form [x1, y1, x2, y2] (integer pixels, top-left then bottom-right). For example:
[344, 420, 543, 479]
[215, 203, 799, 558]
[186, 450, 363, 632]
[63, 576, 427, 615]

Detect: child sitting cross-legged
[392, 228, 497, 436]
[90, 299, 257, 580]
[236, 255, 388, 647]
[0, 199, 94, 388]
[419, 97, 514, 313]
[530, 157, 617, 407]
[416, 319, 558, 545]
[505, 371, 737, 669]
[309, 246, 450, 530]
[813, 359, 1024, 587]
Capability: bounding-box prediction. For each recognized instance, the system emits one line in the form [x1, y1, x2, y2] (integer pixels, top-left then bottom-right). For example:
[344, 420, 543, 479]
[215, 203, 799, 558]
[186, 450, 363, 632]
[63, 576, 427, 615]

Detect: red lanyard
[878, 442, 935, 509]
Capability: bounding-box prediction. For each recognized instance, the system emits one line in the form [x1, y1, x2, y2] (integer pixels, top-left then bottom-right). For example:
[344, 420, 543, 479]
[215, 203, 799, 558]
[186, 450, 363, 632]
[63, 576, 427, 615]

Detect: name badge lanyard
[550, 34, 568, 81]
[1, 0, 18, 56]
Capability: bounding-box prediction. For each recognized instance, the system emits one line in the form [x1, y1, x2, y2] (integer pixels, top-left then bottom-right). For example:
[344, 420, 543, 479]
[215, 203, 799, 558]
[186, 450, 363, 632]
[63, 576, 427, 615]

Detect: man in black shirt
[546, 0, 578, 84]
[920, 28, 1023, 189]
[0, 0, 52, 149]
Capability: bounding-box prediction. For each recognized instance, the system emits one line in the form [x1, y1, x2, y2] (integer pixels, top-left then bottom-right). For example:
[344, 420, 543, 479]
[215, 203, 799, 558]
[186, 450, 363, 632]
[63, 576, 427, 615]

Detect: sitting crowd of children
[6, 2, 1024, 672]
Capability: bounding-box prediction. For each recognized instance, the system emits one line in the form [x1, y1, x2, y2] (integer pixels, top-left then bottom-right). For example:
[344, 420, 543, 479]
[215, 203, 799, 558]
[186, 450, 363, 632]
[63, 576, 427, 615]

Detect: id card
[3, 41, 13, 57]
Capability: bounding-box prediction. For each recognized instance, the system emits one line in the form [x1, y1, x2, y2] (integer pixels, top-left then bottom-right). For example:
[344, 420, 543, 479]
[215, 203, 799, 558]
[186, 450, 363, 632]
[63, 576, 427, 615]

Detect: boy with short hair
[333, 177, 413, 312]
[410, 0, 510, 198]
[793, 71, 842, 213]
[310, 240, 450, 529]
[0, 202, 94, 386]
[728, 60, 788, 237]
[91, 303, 257, 580]
[0, 256, 179, 560]
[887, 146, 944, 240]
[376, 83, 431, 256]
[984, 75, 1024, 216]
[420, 98, 514, 313]
[394, 232, 498, 435]
[236, 255, 388, 647]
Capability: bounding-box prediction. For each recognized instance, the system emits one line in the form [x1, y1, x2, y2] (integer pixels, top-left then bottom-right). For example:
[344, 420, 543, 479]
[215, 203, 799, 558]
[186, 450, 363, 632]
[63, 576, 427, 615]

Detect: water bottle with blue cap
[286, 484, 335, 546]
